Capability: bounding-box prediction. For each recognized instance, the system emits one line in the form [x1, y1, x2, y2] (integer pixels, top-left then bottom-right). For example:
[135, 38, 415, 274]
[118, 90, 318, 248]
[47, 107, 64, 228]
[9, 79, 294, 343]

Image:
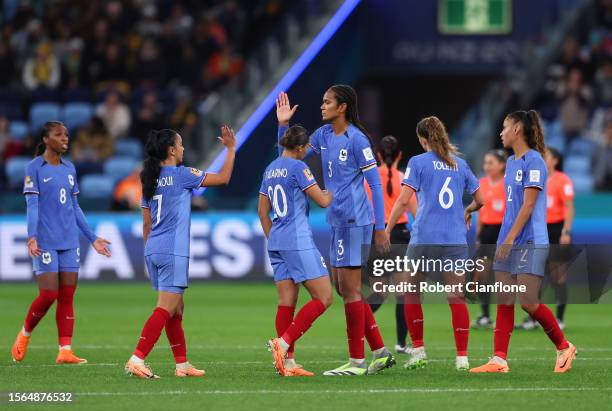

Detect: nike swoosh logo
[43, 178, 52, 182]
[321, 147, 327, 150]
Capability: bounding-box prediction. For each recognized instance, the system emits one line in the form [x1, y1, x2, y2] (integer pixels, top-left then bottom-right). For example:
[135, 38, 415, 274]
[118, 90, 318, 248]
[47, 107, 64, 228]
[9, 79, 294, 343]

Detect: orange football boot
[11, 330, 30, 362]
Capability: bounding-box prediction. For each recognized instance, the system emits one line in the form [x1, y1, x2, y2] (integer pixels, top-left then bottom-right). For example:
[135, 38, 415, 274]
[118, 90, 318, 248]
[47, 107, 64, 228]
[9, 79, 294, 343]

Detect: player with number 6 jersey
[124, 126, 236, 379]
[260, 125, 334, 377]
[387, 116, 484, 372]
[12, 121, 112, 365]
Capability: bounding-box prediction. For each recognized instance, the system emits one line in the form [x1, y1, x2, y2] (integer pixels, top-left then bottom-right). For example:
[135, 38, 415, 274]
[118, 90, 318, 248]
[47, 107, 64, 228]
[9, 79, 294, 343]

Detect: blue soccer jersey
[23, 156, 80, 250]
[259, 157, 318, 251]
[141, 166, 206, 257]
[402, 152, 480, 245]
[497, 149, 549, 245]
[308, 124, 377, 228]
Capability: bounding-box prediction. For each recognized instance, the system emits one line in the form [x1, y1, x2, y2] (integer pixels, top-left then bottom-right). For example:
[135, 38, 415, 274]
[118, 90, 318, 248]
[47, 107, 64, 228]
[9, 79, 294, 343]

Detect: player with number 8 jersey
[124, 126, 236, 379]
[12, 121, 112, 365]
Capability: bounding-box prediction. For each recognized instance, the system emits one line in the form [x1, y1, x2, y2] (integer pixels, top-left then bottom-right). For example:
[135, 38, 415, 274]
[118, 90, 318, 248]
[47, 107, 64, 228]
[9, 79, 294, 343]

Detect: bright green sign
[439, 0, 512, 35]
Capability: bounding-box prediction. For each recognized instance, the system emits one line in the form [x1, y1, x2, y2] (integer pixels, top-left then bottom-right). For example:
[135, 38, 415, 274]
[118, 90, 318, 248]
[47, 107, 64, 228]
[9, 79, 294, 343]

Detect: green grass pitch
[1, 283, 611, 410]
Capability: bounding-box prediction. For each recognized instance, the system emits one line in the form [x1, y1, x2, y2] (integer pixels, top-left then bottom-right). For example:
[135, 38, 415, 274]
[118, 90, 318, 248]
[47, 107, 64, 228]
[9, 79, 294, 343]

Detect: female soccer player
[470, 110, 576, 373]
[473, 149, 507, 328]
[124, 126, 236, 379]
[386, 116, 484, 371]
[12, 121, 111, 364]
[364, 135, 417, 354]
[262, 125, 334, 377]
[276, 87, 395, 376]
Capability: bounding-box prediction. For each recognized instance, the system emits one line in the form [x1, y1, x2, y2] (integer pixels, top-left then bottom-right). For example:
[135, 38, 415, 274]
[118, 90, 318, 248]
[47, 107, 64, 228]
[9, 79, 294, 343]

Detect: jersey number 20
[267, 184, 287, 218]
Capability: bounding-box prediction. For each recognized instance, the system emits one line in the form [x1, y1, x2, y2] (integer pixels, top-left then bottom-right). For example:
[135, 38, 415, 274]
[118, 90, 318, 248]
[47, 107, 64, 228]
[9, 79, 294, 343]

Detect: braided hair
[378, 135, 400, 196]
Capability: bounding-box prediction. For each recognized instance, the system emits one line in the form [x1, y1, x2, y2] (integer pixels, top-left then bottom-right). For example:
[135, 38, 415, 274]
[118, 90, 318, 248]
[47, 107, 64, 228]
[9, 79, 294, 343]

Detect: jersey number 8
[267, 184, 287, 218]
[59, 188, 67, 204]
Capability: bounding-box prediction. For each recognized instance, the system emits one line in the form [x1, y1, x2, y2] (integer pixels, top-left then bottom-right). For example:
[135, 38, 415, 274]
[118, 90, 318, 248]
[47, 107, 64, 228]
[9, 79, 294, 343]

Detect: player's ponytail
[546, 146, 564, 172]
[279, 125, 309, 150]
[416, 116, 458, 168]
[378, 135, 400, 196]
[507, 110, 546, 155]
[141, 129, 178, 201]
[35, 121, 64, 157]
[329, 84, 375, 152]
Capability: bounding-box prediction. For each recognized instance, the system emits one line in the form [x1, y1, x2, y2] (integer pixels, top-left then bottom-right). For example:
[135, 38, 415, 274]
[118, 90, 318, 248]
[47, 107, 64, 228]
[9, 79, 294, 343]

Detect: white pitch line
[22, 345, 612, 352]
[3, 357, 612, 368]
[73, 387, 612, 396]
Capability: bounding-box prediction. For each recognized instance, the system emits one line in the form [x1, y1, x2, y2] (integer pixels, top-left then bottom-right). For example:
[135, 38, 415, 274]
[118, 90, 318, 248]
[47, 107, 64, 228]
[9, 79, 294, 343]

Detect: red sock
[404, 299, 424, 348]
[281, 300, 326, 344]
[56, 285, 76, 346]
[448, 297, 469, 356]
[531, 304, 569, 350]
[275, 305, 295, 358]
[165, 314, 187, 364]
[134, 307, 171, 360]
[494, 304, 514, 360]
[24, 289, 58, 333]
[363, 299, 384, 351]
[344, 301, 365, 359]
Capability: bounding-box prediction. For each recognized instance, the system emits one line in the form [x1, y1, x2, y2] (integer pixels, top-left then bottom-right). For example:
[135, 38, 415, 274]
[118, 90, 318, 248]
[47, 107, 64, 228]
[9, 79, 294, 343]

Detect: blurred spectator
[22, 42, 61, 90]
[556, 68, 593, 139]
[61, 38, 85, 88]
[132, 39, 166, 88]
[593, 57, 612, 107]
[206, 45, 244, 85]
[98, 42, 126, 84]
[70, 116, 113, 176]
[0, 116, 10, 157]
[131, 91, 165, 143]
[0, 41, 16, 86]
[112, 167, 142, 211]
[593, 114, 612, 190]
[95, 91, 131, 139]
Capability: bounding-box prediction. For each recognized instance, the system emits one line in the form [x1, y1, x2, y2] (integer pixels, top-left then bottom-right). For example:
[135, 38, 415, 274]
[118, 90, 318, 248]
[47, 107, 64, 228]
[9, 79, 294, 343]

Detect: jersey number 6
[438, 177, 454, 209]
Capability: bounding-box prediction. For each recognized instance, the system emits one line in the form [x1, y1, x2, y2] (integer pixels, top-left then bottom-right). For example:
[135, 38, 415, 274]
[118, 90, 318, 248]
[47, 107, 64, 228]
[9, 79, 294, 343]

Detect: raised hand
[217, 125, 236, 150]
[276, 91, 298, 125]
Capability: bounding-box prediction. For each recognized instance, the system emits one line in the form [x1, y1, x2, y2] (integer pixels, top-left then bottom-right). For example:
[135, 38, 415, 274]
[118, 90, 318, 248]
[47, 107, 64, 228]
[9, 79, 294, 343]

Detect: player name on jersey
[264, 168, 288, 179]
[432, 160, 458, 171]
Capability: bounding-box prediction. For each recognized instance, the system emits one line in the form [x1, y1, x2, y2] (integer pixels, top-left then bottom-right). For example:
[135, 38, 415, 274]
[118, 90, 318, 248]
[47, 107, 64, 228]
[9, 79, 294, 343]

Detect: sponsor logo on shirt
[303, 168, 314, 181]
[547, 195, 554, 209]
[529, 170, 540, 183]
[24, 176, 34, 188]
[404, 167, 411, 179]
[362, 147, 374, 161]
[43, 177, 53, 183]
[563, 183, 573, 196]
[320, 256, 327, 269]
[68, 174, 74, 186]
[515, 170, 523, 182]
[339, 149, 348, 162]
[190, 168, 203, 177]
[493, 199, 504, 212]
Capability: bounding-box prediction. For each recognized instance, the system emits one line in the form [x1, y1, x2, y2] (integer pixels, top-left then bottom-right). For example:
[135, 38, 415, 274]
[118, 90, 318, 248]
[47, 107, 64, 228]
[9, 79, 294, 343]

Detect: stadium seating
[29, 103, 61, 133]
[114, 139, 143, 159]
[5, 156, 31, 188]
[62, 102, 93, 132]
[9, 121, 29, 140]
[104, 157, 138, 182]
[78, 174, 114, 210]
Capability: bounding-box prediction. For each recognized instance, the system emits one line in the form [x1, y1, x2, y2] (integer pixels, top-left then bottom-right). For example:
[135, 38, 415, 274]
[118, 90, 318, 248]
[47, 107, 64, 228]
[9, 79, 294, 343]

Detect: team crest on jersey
[339, 149, 348, 162]
[529, 169, 540, 183]
[303, 168, 314, 181]
[42, 252, 52, 265]
[24, 176, 33, 189]
[515, 170, 523, 182]
[190, 168, 203, 176]
[68, 174, 74, 186]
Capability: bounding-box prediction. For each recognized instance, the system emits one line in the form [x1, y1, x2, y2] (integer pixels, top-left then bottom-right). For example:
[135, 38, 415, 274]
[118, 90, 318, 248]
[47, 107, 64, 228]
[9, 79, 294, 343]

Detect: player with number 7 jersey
[124, 126, 236, 379]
